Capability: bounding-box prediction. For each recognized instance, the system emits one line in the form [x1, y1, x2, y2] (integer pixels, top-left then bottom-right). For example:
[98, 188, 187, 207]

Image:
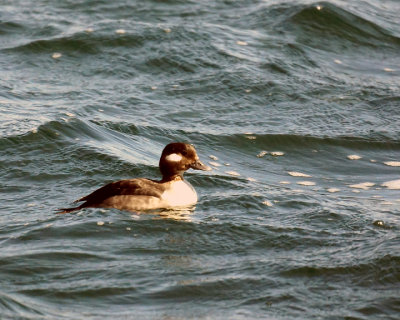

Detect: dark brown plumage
[57, 142, 210, 213]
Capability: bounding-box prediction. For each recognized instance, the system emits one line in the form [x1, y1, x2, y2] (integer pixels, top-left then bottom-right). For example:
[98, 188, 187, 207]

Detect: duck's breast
[160, 180, 198, 207]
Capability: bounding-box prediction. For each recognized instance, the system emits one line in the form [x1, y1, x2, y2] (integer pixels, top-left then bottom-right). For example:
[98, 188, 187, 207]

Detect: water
[1, 0, 399, 319]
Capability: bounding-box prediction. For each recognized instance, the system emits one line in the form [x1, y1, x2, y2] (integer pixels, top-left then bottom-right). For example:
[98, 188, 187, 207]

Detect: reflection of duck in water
[58, 142, 211, 214]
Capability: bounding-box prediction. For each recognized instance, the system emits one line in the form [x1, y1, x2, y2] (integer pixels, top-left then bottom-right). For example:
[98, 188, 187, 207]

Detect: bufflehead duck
[58, 142, 211, 213]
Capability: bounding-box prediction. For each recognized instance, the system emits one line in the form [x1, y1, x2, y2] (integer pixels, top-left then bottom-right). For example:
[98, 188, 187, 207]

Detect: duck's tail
[56, 206, 82, 214]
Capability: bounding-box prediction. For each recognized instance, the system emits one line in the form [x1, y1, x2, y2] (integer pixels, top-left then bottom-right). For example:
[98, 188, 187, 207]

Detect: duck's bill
[190, 160, 212, 171]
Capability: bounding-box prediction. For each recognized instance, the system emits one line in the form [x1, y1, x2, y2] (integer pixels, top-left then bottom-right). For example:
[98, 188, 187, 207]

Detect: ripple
[284, 2, 400, 51]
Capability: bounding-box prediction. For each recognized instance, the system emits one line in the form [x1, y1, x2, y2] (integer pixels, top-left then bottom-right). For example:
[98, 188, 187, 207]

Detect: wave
[87, 119, 400, 150]
[0, 291, 50, 319]
[282, 2, 400, 50]
[2, 32, 143, 55]
[280, 254, 400, 286]
[2, 118, 400, 158]
[0, 21, 25, 35]
[237, 1, 400, 51]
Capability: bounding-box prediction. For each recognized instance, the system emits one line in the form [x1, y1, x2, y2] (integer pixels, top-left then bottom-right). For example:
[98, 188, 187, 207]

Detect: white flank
[166, 153, 182, 162]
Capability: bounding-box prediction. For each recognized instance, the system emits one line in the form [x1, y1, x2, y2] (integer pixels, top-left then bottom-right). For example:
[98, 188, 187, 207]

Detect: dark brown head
[159, 142, 211, 180]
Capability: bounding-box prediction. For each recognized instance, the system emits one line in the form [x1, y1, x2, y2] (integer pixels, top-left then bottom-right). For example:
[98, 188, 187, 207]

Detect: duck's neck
[160, 173, 184, 183]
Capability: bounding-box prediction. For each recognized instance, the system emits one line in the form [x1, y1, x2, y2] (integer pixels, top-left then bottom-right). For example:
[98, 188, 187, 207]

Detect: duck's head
[159, 142, 211, 180]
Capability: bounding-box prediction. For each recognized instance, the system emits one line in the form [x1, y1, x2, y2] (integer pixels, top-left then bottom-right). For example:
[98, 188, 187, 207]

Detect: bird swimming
[58, 142, 211, 213]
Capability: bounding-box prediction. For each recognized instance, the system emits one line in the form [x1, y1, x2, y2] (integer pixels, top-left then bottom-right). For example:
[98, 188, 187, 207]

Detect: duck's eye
[181, 150, 188, 156]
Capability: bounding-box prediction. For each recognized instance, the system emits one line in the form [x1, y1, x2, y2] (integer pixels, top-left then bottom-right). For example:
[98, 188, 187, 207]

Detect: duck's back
[72, 178, 197, 212]
[76, 178, 165, 210]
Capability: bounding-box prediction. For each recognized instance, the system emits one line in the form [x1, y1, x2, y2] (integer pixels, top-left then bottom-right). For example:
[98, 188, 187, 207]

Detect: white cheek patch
[166, 153, 183, 162]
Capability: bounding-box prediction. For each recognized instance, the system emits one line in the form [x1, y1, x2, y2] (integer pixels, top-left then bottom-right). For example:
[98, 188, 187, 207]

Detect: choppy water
[1, 0, 400, 319]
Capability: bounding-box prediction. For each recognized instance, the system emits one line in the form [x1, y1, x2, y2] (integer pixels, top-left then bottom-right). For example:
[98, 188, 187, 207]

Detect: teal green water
[1, 1, 399, 319]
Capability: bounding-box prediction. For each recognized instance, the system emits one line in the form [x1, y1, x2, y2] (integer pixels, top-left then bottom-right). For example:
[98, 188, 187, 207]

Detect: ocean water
[1, 0, 399, 319]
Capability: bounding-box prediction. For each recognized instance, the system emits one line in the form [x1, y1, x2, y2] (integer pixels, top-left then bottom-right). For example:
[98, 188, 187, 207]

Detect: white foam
[384, 68, 395, 72]
[280, 181, 290, 185]
[288, 171, 311, 177]
[263, 200, 273, 207]
[97, 221, 105, 226]
[247, 177, 257, 182]
[257, 151, 268, 158]
[327, 188, 340, 193]
[115, 29, 126, 34]
[297, 181, 316, 186]
[384, 161, 400, 167]
[271, 151, 284, 156]
[52, 52, 62, 59]
[209, 155, 218, 161]
[236, 40, 248, 46]
[347, 155, 361, 160]
[381, 179, 400, 190]
[226, 171, 240, 177]
[349, 182, 374, 190]
[209, 161, 221, 167]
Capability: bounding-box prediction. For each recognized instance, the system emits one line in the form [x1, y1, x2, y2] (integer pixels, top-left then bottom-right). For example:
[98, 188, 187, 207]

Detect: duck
[58, 142, 211, 213]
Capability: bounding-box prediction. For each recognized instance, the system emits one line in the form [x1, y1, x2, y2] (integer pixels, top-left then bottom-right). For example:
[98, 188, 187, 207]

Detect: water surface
[1, 0, 399, 319]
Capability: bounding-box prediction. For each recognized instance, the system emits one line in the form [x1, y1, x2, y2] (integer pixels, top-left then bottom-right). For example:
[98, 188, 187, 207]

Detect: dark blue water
[1, 1, 399, 319]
